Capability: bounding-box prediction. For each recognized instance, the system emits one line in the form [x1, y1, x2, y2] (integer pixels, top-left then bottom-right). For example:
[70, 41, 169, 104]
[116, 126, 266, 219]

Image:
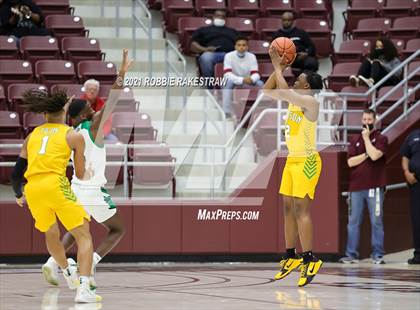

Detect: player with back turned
[263, 38, 324, 287]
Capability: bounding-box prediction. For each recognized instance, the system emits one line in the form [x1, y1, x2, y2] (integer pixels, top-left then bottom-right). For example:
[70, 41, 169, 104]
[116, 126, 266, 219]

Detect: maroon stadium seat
[333, 40, 371, 64]
[162, 0, 195, 33]
[0, 36, 19, 59]
[35, 60, 77, 88]
[45, 15, 87, 39]
[177, 17, 212, 55]
[0, 60, 34, 94]
[256, 62, 294, 83]
[294, 18, 335, 57]
[62, 37, 103, 65]
[7, 84, 47, 117]
[381, 0, 419, 20]
[228, 0, 260, 19]
[195, 0, 226, 17]
[388, 17, 420, 42]
[391, 39, 405, 55]
[252, 110, 277, 157]
[51, 84, 84, 98]
[340, 86, 371, 109]
[22, 112, 46, 135]
[226, 17, 255, 38]
[33, 0, 72, 16]
[352, 18, 392, 40]
[343, 0, 383, 34]
[0, 111, 21, 139]
[77, 61, 117, 85]
[112, 112, 157, 143]
[403, 39, 420, 60]
[326, 62, 361, 92]
[20, 36, 60, 65]
[294, 0, 331, 27]
[98, 85, 137, 112]
[376, 85, 416, 126]
[0, 138, 23, 184]
[131, 141, 176, 197]
[408, 61, 420, 89]
[255, 18, 282, 40]
[260, 0, 295, 17]
[247, 40, 270, 62]
[0, 86, 6, 110]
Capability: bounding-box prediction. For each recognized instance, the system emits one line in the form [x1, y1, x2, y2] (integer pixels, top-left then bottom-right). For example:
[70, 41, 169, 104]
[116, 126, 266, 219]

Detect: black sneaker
[407, 257, 420, 265]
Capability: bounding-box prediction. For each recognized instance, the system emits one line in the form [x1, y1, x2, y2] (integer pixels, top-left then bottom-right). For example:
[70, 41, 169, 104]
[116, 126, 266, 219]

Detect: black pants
[409, 181, 420, 259]
[9, 27, 51, 38]
[358, 58, 400, 86]
[292, 55, 319, 72]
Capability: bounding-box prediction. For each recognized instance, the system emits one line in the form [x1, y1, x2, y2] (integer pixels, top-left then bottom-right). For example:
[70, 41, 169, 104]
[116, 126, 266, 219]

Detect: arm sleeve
[223, 53, 243, 85]
[11, 157, 27, 198]
[400, 135, 411, 158]
[347, 137, 358, 158]
[375, 134, 388, 153]
[301, 30, 316, 56]
[191, 28, 204, 46]
[382, 58, 402, 77]
[249, 54, 260, 83]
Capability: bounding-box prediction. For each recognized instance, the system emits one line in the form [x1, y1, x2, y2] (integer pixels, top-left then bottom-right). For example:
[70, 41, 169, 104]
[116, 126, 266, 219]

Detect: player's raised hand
[120, 48, 133, 73]
[269, 47, 288, 72]
[63, 95, 75, 114]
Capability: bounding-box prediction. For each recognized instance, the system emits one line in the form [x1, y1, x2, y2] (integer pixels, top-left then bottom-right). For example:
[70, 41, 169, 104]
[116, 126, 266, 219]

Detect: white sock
[93, 252, 102, 265]
[79, 276, 90, 285]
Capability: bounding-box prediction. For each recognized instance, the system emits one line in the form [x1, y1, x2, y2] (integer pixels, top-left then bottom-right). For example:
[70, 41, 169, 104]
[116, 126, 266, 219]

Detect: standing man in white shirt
[222, 36, 264, 118]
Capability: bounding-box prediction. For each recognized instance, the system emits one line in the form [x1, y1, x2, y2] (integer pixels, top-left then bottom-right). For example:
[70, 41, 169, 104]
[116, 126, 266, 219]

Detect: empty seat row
[162, 0, 333, 32]
[0, 36, 104, 65]
[0, 59, 117, 92]
[344, 0, 420, 33]
[178, 17, 334, 57]
[33, 0, 73, 16]
[350, 16, 420, 41]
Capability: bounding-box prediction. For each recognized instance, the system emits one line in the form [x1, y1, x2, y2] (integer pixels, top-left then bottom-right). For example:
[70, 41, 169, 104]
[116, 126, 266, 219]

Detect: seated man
[272, 12, 318, 73]
[7, 0, 50, 38]
[222, 36, 263, 118]
[190, 10, 238, 78]
[82, 79, 118, 142]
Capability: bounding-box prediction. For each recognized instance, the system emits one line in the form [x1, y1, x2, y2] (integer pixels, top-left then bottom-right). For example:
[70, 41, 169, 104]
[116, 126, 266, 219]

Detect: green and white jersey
[72, 120, 107, 187]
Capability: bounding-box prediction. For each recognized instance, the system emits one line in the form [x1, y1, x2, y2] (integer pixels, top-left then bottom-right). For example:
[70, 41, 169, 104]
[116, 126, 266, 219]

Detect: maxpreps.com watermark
[125, 77, 228, 88]
[197, 209, 260, 221]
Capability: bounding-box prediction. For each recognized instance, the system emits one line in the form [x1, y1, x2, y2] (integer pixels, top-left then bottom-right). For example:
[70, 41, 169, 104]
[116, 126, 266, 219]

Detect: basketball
[270, 37, 296, 64]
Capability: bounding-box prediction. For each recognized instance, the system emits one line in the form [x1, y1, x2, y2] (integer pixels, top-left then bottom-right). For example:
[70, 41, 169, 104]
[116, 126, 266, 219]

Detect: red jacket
[82, 94, 112, 135]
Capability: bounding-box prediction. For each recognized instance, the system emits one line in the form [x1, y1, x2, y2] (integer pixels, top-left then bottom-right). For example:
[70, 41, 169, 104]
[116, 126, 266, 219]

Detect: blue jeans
[222, 79, 264, 115]
[199, 52, 226, 78]
[346, 188, 385, 259]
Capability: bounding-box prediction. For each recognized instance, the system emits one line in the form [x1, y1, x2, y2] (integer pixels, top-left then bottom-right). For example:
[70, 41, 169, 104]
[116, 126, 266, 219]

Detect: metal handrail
[341, 182, 408, 197]
[132, 0, 152, 78]
[383, 100, 420, 135]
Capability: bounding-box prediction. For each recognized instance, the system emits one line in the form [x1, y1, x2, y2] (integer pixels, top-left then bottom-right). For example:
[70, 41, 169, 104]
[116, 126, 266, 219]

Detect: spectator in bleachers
[400, 129, 420, 265]
[272, 12, 319, 73]
[82, 79, 118, 142]
[190, 10, 239, 79]
[6, 0, 50, 38]
[222, 36, 263, 118]
[349, 38, 402, 88]
[0, 0, 10, 35]
[340, 109, 388, 265]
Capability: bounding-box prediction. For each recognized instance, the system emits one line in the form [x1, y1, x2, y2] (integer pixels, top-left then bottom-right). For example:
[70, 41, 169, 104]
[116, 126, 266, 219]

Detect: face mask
[213, 18, 225, 27]
[236, 51, 246, 57]
[363, 124, 374, 131]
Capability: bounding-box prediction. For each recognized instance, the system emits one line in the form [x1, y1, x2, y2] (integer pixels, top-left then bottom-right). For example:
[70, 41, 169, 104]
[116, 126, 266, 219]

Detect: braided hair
[22, 89, 68, 114]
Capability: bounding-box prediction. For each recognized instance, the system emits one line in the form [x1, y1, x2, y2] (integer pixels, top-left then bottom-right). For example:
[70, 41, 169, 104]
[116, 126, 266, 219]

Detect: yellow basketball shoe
[274, 257, 303, 280]
[298, 259, 323, 287]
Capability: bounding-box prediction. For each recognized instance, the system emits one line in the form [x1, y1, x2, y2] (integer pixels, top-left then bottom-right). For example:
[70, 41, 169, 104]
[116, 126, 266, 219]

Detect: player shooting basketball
[263, 38, 324, 287]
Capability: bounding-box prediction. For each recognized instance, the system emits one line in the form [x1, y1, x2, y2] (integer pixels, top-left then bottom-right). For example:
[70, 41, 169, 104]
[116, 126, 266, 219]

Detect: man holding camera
[340, 109, 388, 264]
